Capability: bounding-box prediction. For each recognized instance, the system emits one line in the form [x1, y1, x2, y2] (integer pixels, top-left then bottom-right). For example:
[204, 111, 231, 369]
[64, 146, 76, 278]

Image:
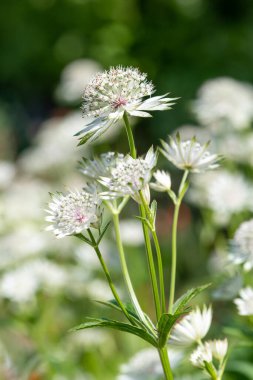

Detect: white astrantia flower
[190, 343, 213, 368]
[230, 219, 253, 271]
[170, 305, 212, 345]
[99, 147, 157, 203]
[160, 133, 220, 173]
[46, 189, 101, 238]
[76, 66, 177, 144]
[117, 347, 182, 380]
[150, 170, 171, 192]
[207, 339, 228, 362]
[234, 287, 253, 316]
[192, 77, 253, 131]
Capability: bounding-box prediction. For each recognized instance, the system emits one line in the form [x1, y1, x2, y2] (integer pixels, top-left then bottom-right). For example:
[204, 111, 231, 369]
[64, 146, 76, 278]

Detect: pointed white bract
[150, 170, 171, 192]
[207, 339, 228, 362]
[76, 66, 177, 144]
[190, 343, 213, 368]
[160, 134, 220, 173]
[234, 287, 253, 316]
[170, 305, 212, 345]
[45, 190, 101, 238]
[99, 147, 157, 203]
[190, 338, 228, 370]
[79, 152, 124, 181]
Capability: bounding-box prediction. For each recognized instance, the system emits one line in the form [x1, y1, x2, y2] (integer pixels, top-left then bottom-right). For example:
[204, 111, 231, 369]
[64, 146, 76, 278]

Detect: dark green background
[1, 0, 253, 154]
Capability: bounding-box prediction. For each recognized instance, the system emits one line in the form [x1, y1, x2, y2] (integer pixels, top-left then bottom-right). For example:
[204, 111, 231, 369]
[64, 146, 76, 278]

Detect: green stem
[112, 213, 151, 329]
[168, 170, 188, 314]
[158, 347, 174, 380]
[139, 190, 166, 314]
[123, 112, 136, 158]
[87, 230, 135, 325]
[140, 204, 162, 320]
[151, 230, 166, 313]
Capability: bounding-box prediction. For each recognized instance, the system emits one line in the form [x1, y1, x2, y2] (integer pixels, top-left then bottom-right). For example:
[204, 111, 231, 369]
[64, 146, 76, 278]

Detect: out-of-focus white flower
[76, 66, 177, 145]
[46, 189, 101, 238]
[207, 339, 228, 362]
[18, 112, 87, 176]
[117, 347, 182, 380]
[99, 147, 157, 203]
[230, 219, 253, 271]
[0, 226, 52, 269]
[190, 343, 212, 368]
[150, 170, 171, 192]
[160, 134, 219, 173]
[234, 287, 253, 316]
[0, 259, 68, 303]
[0, 178, 50, 229]
[55, 59, 102, 103]
[192, 77, 253, 130]
[170, 305, 212, 345]
[119, 220, 144, 246]
[188, 170, 253, 226]
[85, 279, 112, 300]
[0, 161, 16, 190]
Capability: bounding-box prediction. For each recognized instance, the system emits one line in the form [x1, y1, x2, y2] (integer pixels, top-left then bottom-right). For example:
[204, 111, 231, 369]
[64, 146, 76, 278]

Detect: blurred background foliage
[1, 0, 253, 379]
[1, 0, 253, 154]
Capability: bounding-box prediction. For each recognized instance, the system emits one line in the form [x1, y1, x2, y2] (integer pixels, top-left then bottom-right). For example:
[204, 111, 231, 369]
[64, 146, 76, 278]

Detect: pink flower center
[112, 97, 127, 109]
[75, 210, 88, 224]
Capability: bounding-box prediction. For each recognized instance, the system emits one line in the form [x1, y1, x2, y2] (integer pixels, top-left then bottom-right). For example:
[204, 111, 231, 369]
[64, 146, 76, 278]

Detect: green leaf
[157, 313, 182, 348]
[96, 300, 155, 331]
[172, 283, 211, 314]
[135, 215, 152, 230]
[70, 318, 158, 347]
[97, 221, 111, 244]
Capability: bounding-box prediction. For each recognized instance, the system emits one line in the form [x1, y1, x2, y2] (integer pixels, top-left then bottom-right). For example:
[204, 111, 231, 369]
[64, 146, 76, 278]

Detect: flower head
[234, 287, 253, 316]
[76, 66, 177, 145]
[46, 189, 101, 238]
[190, 343, 213, 368]
[170, 305, 212, 345]
[160, 134, 220, 173]
[150, 170, 171, 192]
[99, 147, 157, 203]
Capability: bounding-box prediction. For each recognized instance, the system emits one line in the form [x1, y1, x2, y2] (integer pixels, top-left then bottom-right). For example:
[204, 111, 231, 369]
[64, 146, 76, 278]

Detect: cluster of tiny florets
[99, 148, 157, 199]
[82, 66, 154, 118]
[46, 190, 101, 238]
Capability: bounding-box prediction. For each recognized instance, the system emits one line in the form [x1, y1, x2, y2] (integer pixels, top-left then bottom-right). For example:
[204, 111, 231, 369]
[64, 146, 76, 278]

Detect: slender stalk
[151, 230, 166, 313]
[87, 229, 135, 325]
[123, 112, 136, 158]
[122, 112, 173, 379]
[139, 191, 166, 314]
[168, 171, 188, 313]
[112, 213, 151, 329]
[158, 347, 174, 380]
[140, 204, 162, 320]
